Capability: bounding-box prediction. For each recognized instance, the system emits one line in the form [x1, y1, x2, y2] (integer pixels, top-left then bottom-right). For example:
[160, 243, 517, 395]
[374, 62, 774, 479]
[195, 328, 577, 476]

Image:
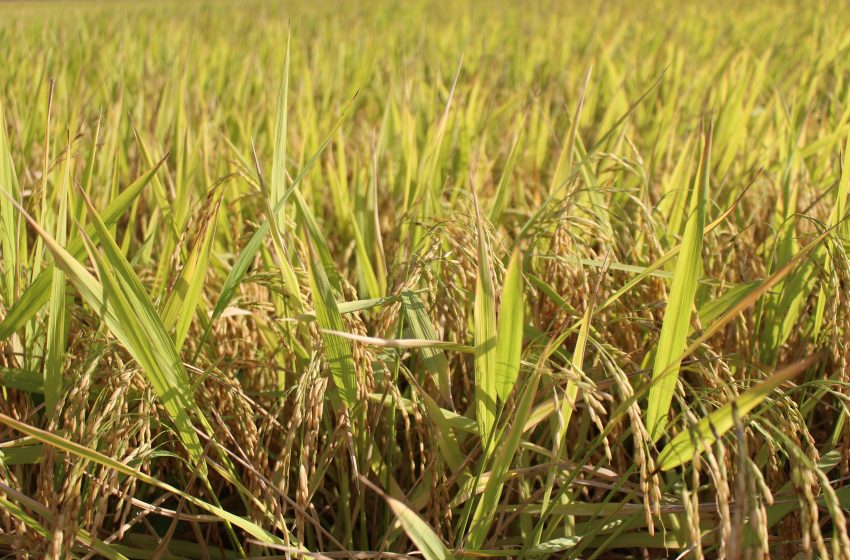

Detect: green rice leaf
[305, 233, 358, 411]
[467, 369, 541, 549]
[489, 119, 524, 224]
[270, 27, 290, 226]
[473, 190, 497, 446]
[0, 156, 167, 340]
[44, 135, 72, 415]
[0, 444, 42, 465]
[0, 102, 21, 308]
[207, 97, 355, 327]
[402, 290, 452, 403]
[79, 193, 209, 468]
[0, 369, 43, 393]
[160, 186, 223, 350]
[362, 476, 451, 560]
[10, 193, 207, 470]
[646, 125, 711, 441]
[495, 249, 524, 400]
[658, 354, 819, 470]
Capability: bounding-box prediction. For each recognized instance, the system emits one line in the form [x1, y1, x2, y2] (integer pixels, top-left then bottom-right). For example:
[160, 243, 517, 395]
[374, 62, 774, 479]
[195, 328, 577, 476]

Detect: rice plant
[1, 0, 850, 557]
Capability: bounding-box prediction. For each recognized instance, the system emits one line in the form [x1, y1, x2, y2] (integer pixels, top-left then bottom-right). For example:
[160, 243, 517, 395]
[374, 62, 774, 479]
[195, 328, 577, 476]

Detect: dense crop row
[1, 1, 850, 557]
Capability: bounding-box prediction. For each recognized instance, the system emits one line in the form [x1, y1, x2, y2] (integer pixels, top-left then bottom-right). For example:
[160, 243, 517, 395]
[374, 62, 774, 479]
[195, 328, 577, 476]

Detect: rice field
[1, 0, 850, 558]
